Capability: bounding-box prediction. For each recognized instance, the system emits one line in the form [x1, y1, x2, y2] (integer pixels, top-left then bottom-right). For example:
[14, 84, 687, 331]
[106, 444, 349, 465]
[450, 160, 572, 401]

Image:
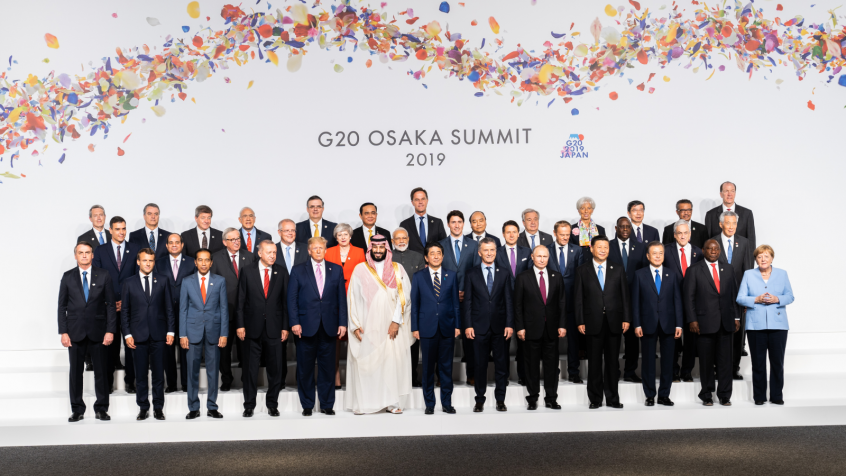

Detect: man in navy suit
[661, 199, 708, 249]
[608, 217, 647, 382]
[632, 242, 683, 406]
[156, 233, 196, 393]
[663, 221, 703, 382]
[465, 211, 502, 247]
[704, 181, 756, 248]
[181, 205, 224, 258]
[128, 203, 170, 262]
[59, 242, 117, 422]
[121, 248, 175, 421]
[626, 200, 660, 244]
[180, 248, 228, 419]
[399, 187, 448, 255]
[295, 196, 338, 248]
[288, 236, 347, 416]
[276, 219, 309, 273]
[77, 204, 110, 251]
[411, 242, 460, 414]
[238, 206, 272, 254]
[93, 216, 139, 392]
[464, 238, 513, 412]
[439, 210, 479, 385]
[496, 220, 532, 385]
[516, 208, 553, 250]
[547, 221, 584, 383]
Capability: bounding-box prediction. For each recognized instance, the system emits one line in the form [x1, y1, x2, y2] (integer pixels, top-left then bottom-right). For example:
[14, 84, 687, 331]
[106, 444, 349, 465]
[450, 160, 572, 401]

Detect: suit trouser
[586, 318, 622, 405]
[680, 325, 698, 377]
[732, 311, 747, 373]
[421, 331, 455, 409]
[697, 327, 734, 401]
[132, 339, 165, 411]
[410, 340, 421, 383]
[108, 311, 135, 389]
[514, 339, 528, 384]
[164, 337, 179, 389]
[461, 334, 475, 381]
[747, 329, 788, 402]
[243, 329, 285, 410]
[566, 310, 582, 378]
[187, 333, 221, 411]
[524, 327, 560, 404]
[296, 324, 334, 410]
[621, 326, 640, 378]
[472, 330, 507, 404]
[68, 337, 110, 414]
[219, 322, 239, 387]
[641, 329, 676, 398]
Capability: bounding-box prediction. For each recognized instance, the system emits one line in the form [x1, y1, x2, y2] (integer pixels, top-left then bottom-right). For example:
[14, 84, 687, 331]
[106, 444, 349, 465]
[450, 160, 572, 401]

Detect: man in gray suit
[210, 227, 255, 391]
[391, 227, 426, 386]
[179, 248, 228, 419]
[276, 219, 308, 274]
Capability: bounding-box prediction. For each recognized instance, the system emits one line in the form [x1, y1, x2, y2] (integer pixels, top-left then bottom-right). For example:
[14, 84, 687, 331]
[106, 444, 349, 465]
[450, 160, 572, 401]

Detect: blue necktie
[621, 243, 628, 271]
[559, 247, 566, 271]
[597, 265, 605, 290]
[486, 266, 493, 295]
[149, 231, 156, 252]
[82, 271, 89, 302]
[727, 239, 733, 264]
[286, 246, 293, 274]
[530, 235, 536, 250]
[455, 240, 461, 263]
[98, 231, 105, 245]
[419, 217, 426, 245]
[654, 269, 662, 294]
[636, 227, 643, 243]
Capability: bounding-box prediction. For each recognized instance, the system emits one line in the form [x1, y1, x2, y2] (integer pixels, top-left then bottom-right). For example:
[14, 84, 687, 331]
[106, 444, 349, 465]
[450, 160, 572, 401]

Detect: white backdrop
[0, 0, 843, 352]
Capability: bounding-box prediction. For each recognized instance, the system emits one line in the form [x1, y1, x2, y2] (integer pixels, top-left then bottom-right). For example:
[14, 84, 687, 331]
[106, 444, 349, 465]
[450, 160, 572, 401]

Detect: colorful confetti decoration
[44, 33, 60, 49]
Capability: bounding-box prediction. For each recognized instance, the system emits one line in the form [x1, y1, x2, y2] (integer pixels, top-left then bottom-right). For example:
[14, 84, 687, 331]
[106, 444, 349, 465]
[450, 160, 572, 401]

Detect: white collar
[170, 253, 182, 261]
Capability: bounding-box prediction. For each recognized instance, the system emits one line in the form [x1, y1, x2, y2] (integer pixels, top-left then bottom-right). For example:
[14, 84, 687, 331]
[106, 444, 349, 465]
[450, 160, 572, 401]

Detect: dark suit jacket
[210, 248, 255, 320]
[682, 260, 740, 334]
[662, 221, 708, 250]
[439, 236, 478, 290]
[607, 239, 648, 285]
[462, 265, 513, 334]
[399, 214, 447, 255]
[77, 229, 111, 250]
[239, 227, 273, 254]
[713, 234, 753, 287]
[128, 227, 172, 261]
[237, 262, 289, 339]
[496, 245, 532, 290]
[626, 223, 660, 244]
[155, 254, 196, 320]
[181, 227, 224, 258]
[287, 260, 348, 337]
[705, 204, 756, 249]
[464, 232, 502, 248]
[514, 268, 566, 340]
[662, 243, 703, 279]
[631, 266, 683, 334]
[569, 223, 607, 248]
[547, 242, 583, 313]
[120, 272, 175, 342]
[392, 249, 425, 282]
[351, 225, 392, 251]
[93, 241, 139, 298]
[410, 268, 460, 338]
[517, 230, 553, 250]
[276, 242, 309, 270]
[295, 219, 338, 248]
[574, 261, 632, 335]
[58, 266, 117, 341]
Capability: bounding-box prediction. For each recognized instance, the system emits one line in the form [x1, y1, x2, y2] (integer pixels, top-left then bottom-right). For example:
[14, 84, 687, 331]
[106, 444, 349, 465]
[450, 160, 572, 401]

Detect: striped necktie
[433, 272, 440, 298]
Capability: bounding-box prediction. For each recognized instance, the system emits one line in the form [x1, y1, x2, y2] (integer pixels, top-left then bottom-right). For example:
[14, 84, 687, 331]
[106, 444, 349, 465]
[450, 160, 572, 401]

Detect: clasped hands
[755, 293, 779, 305]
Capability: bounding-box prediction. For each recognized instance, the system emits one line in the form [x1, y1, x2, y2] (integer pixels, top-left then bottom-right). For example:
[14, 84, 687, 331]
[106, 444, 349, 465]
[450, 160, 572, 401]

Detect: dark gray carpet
[2, 426, 845, 475]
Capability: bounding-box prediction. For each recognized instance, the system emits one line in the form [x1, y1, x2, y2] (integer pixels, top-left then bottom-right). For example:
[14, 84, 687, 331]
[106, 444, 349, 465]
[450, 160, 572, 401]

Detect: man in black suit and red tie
[399, 187, 447, 255]
[574, 235, 631, 409]
[238, 206, 272, 254]
[181, 205, 224, 258]
[626, 200, 660, 244]
[59, 242, 117, 422]
[663, 221, 703, 382]
[704, 181, 756, 248]
[661, 199, 708, 249]
[684, 239, 740, 407]
[128, 203, 170, 261]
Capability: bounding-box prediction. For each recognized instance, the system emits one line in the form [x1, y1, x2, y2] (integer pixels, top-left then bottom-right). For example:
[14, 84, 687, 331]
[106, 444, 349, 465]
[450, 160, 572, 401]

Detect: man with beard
[390, 227, 425, 386]
[344, 236, 414, 414]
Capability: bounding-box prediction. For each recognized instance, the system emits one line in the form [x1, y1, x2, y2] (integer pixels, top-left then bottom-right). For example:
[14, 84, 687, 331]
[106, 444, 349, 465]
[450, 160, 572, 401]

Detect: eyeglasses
[308, 205, 324, 210]
[677, 208, 693, 213]
[225, 237, 241, 242]
[240, 214, 255, 219]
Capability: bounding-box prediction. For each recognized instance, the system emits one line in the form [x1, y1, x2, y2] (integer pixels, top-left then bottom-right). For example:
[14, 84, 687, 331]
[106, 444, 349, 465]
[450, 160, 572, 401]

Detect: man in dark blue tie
[627, 200, 660, 244]
[128, 203, 170, 262]
[399, 187, 447, 255]
[77, 204, 110, 251]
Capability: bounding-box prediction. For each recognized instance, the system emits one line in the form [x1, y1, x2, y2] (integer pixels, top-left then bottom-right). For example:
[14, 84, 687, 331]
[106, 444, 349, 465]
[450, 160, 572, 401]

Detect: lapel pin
[274, 271, 278, 274]
[610, 266, 614, 269]
[210, 282, 214, 285]
[91, 237, 95, 241]
[92, 283, 96, 286]
[666, 274, 669, 277]
[721, 268, 724, 271]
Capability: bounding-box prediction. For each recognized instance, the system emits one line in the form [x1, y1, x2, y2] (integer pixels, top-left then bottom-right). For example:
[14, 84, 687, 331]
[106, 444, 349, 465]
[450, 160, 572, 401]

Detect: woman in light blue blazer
[736, 245, 795, 405]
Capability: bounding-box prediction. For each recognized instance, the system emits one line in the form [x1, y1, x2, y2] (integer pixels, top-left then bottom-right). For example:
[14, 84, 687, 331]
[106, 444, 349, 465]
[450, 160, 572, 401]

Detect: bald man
[239, 207, 272, 254]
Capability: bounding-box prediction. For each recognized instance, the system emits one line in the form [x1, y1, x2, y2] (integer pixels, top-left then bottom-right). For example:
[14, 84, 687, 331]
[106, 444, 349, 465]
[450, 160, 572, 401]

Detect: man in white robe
[344, 235, 414, 414]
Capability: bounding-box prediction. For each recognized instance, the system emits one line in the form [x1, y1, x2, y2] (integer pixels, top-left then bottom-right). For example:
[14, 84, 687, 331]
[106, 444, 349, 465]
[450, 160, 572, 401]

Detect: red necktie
[263, 268, 270, 298]
[231, 254, 239, 278]
[201, 277, 207, 304]
[680, 247, 688, 277]
[247, 233, 252, 252]
[710, 263, 720, 293]
[539, 271, 547, 305]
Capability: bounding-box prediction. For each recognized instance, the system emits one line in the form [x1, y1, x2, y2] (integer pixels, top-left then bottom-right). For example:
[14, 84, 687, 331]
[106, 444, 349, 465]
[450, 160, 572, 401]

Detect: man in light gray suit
[179, 248, 228, 419]
[391, 227, 426, 386]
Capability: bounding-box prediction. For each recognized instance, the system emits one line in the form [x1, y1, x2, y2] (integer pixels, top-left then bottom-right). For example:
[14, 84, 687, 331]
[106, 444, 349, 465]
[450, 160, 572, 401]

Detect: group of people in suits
[60, 181, 793, 421]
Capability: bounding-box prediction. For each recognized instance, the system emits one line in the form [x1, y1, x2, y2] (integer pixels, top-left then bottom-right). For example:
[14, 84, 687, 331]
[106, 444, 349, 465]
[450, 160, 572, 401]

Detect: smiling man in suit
[663, 221, 703, 382]
[399, 187, 448, 255]
[182, 205, 224, 258]
[517, 208, 553, 250]
[157, 233, 196, 392]
[662, 199, 708, 249]
[180, 248, 228, 420]
[121, 248, 175, 421]
[78, 204, 110, 250]
[626, 200, 660, 244]
[129, 203, 170, 261]
[575, 235, 631, 409]
[632, 242, 683, 407]
[276, 219, 308, 274]
[296, 196, 338, 249]
[351, 202, 391, 251]
[608, 217, 647, 382]
[705, 181, 756, 248]
[547, 220, 584, 383]
[59, 242, 117, 422]
[238, 207, 272, 254]
[497, 220, 532, 385]
[465, 211, 502, 247]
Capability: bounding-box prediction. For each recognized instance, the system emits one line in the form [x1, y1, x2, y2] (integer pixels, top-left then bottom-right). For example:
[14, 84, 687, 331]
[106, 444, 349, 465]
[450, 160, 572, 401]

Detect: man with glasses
[296, 196, 338, 248]
[662, 199, 708, 249]
[238, 207, 272, 254]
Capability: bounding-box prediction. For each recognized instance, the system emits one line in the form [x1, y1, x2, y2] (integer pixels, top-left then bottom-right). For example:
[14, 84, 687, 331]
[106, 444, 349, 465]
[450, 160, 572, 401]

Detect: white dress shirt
[676, 243, 692, 269]
[144, 226, 160, 249]
[279, 241, 296, 265]
[525, 231, 540, 249]
[632, 224, 644, 240]
[722, 203, 734, 213]
[722, 233, 735, 252]
[451, 235, 464, 261]
[309, 219, 324, 237]
[648, 264, 680, 330]
[472, 232, 487, 242]
[618, 239, 630, 258]
[127, 271, 174, 338]
[196, 227, 211, 247]
[374, 260, 403, 324]
[428, 266, 443, 284]
[170, 254, 183, 277]
[258, 261, 272, 283]
[363, 225, 376, 248]
[533, 266, 549, 295]
[110, 240, 125, 260]
[593, 260, 607, 277]
[311, 259, 325, 289]
[78, 266, 92, 292]
[229, 250, 240, 266]
[197, 271, 210, 292]
[555, 243, 568, 269]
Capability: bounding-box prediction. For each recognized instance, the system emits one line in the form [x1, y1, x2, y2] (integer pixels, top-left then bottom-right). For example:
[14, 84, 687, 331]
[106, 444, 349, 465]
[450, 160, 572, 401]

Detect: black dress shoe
[496, 402, 507, 412]
[568, 376, 584, 384]
[181, 386, 188, 393]
[588, 403, 602, 409]
[672, 374, 681, 383]
[186, 410, 201, 419]
[517, 379, 524, 386]
[466, 377, 475, 386]
[109, 388, 114, 395]
[609, 402, 624, 409]
[473, 403, 484, 412]
[657, 397, 674, 406]
[268, 408, 280, 417]
[137, 410, 149, 421]
[220, 384, 231, 392]
[755, 401, 765, 405]
[771, 399, 784, 405]
[243, 409, 254, 418]
[412, 381, 422, 388]
[207, 410, 223, 418]
[545, 401, 561, 410]
[95, 411, 111, 420]
[442, 406, 456, 414]
[527, 402, 538, 411]
[114, 362, 125, 370]
[165, 386, 176, 394]
[623, 376, 642, 383]
[732, 373, 744, 381]
[154, 409, 165, 420]
[68, 412, 84, 422]
[335, 385, 342, 390]
[702, 398, 714, 406]
[741, 349, 748, 357]
[320, 408, 336, 416]
[719, 398, 731, 406]
[424, 407, 434, 415]
[85, 363, 93, 371]
[302, 408, 313, 417]
[645, 398, 655, 406]
[126, 385, 136, 394]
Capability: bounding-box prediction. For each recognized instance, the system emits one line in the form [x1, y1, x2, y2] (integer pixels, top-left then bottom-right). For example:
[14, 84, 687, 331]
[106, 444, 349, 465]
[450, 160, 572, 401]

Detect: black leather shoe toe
[473, 403, 484, 413]
[702, 398, 714, 406]
[154, 410, 165, 420]
[657, 397, 674, 406]
[544, 402, 561, 410]
[186, 411, 201, 419]
[496, 402, 507, 412]
[320, 408, 336, 415]
[645, 398, 655, 406]
[755, 401, 765, 406]
[588, 403, 602, 409]
[68, 412, 84, 422]
[95, 411, 111, 421]
[136, 410, 149, 421]
[165, 386, 176, 394]
[442, 406, 456, 414]
[424, 407, 434, 415]
[527, 402, 538, 411]
[609, 402, 624, 409]
[268, 408, 280, 417]
[220, 384, 231, 392]
[243, 409, 254, 418]
[207, 410, 223, 418]
[302, 408, 313, 417]
[719, 398, 732, 406]
[771, 399, 784, 405]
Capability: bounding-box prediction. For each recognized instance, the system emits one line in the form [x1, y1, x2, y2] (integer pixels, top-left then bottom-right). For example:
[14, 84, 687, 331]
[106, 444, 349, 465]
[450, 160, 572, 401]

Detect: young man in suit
[276, 219, 308, 274]
[180, 248, 228, 419]
[296, 196, 338, 248]
[128, 203, 170, 261]
[516, 208, 553, 250]
[663, 221, 703, 382]
[411, 242, 460, 414]
[464, 238, 513, 412]
[351, 202, 391, 251]
[59, 242, 117, 422]
[662, 199, 708, 249]
[632, 242, 683, 406]
[496, 220, 532, 385]
[78, 204, 110, 250]
[465, 211, 502, 247]
[121, 248, 175, 421]
[684, 240, 741, 406]
[211, 227, 255, 391]
[288, 237, 347, 416]
[608, 217, 647, 382]
[399, 187, 447, 255]
[514, 245, 567, 410]
[181, 205, 224, 258]
[705, 181, 756, 248]
[575, 235, 631, 409]
[156, 233, 195, 392]
[626, 200, 660, 244]
[92, 216, 139, 392]
[547, 221, 584, 383]
[238, 207, 272, 254]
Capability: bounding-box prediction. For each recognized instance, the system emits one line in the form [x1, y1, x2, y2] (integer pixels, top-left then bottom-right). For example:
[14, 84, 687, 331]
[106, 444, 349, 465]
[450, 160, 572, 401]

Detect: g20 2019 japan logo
[561, 134, 588, 158]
